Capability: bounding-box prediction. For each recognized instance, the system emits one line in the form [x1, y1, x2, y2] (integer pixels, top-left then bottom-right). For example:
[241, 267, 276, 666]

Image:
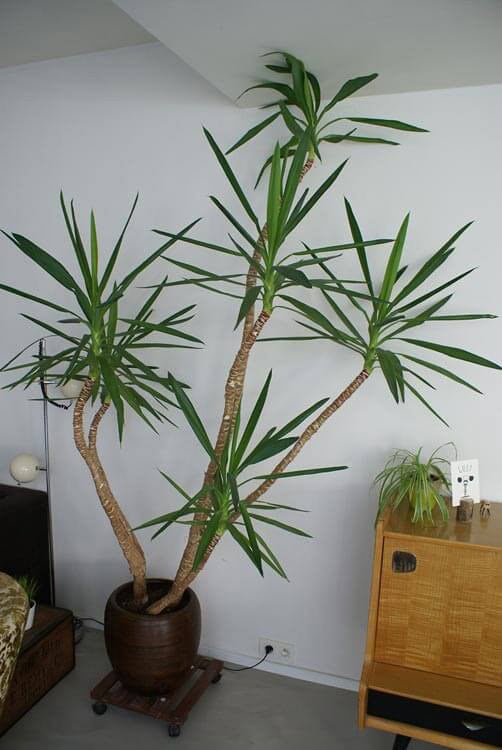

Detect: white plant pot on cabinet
[25, 601, 36, 630]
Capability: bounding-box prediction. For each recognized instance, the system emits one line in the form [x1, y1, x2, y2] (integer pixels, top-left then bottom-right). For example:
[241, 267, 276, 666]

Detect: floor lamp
[8, 337, 81, 605]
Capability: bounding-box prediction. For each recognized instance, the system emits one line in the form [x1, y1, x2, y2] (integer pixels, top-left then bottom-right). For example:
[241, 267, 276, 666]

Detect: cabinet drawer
[368, 689, 502, 747]
[374, 537, 502, 685]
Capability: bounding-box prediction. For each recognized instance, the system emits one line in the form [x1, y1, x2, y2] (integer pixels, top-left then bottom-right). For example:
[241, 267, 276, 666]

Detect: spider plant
[16, 575, 39, 603]
[0, 196, 200, 605]
[374, 446, 453, 523]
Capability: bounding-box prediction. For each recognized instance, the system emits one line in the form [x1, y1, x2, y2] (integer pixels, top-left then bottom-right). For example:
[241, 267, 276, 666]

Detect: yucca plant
[136, 372, 347, 577]
[136, 54, 498, 617]
[0, 196, 201, 605]
[2, 53, 499, 620]
[228, 51, 427, 186]
[374, 446, 453, 523]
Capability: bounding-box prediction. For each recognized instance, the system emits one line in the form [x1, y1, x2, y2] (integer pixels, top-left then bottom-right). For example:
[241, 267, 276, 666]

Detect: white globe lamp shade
[60, 379, 83, 399]
[10, 453, 40, 484]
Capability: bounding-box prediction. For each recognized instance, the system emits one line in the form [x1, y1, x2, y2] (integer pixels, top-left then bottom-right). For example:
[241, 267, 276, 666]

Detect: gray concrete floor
[2, 629, 433, 749]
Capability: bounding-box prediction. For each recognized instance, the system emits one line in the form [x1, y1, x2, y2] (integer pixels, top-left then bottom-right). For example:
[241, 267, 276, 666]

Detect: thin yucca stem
[73, 378, 148, 606]
[151, 309, 271, 613]
[245, 369, 370, 505]
[150, 159, 317, 614]
[148, 366, 368, 614]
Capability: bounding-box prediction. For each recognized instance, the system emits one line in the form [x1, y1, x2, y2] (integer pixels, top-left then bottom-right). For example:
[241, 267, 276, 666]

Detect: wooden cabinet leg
[392, 735, 411, 750]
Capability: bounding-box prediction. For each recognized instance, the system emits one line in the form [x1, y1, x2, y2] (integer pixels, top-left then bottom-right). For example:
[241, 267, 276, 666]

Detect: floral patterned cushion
[0, 572, 28, 716]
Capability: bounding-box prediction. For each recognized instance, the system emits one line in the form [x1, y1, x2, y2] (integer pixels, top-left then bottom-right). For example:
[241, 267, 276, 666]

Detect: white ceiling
[111, 0, 502, 105]
[2, 0, 501, 106]
[0, 0, 154, 69]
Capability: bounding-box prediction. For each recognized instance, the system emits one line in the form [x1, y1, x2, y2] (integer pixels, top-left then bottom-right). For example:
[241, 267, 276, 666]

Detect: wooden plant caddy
[359, 500, 502, 749]
[90, 656, 224, 738]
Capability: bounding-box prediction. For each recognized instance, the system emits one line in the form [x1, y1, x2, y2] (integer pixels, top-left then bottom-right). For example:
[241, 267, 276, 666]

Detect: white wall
[1, 42, 501, 686]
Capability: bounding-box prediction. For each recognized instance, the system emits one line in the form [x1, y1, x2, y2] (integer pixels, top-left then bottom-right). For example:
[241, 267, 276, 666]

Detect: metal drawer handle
[462, 720, 488, 732]
[392, 551, 416, 573]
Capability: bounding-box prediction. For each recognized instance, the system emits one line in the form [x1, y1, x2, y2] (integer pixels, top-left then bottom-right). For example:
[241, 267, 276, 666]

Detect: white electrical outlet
[258, 637, 295, 665]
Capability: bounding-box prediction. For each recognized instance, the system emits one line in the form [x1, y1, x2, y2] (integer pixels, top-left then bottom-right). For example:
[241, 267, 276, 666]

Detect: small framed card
[450, 459, 480, 506]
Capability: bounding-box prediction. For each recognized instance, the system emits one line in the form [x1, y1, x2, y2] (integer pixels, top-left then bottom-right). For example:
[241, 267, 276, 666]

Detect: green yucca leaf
[120, 318, 202, 344]
[321, 73, 378, 116]
[278, 133, 310, 225]
[193, 514, 222, 571]
[90, 211, 98, 295]
[118, 218, 201, 293]
[20, 314, 79, 346]
[248, 513, 312, 538]
[321, 291, 367, 345]
[238, 80, 296, 103]
[226, 112, 280, 154]
[337, 135, 399, 146]
[0, 283, 78, 316]
[240, 465, 347, 484]
[60, 192, 93, 296]
[279, 102, 305, 138]
[154, 230, 241, 258]
[210, 196, 257, 249]
[377, 349, 405, 403]
[274, 398, 329, 439]
[401, 354, 482, 394]
[344, 198, 375, 304]
[255, 137, 297, 188]
[392, 269, 477, 316]
[343, 117, 428, 132]
[239, 502, 263, 575]
[266, 143, 283, 250]
[168, 374, 217, 460]
[204, 128, 260, 230]
[402, 366, 436, 390]
[256, 532, 289, 579]
[274, 265, 312, 288]
[4, 231, 92, 320]
[100, 358, 124, 440]
[284, 159, 348, 236]
[320, 129, 357, 144]
[400, 339, 502, 370]
[239, 436, 298, 471]
[404, 379, 449, 427]
[307, 72, 321, 112]
[429, 313, 497, 321]
[232, 370, 272, 470]
[99, 194, 139, 293]
[235, 286, 262, 329]
[391, 222, 473, 307]
[378, 213, 410, 310]
[228, 473, 240, 512]
[227, 523, 265, 576]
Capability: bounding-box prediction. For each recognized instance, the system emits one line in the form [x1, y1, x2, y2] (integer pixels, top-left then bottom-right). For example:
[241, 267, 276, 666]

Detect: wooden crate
[0, 605, 74, 735]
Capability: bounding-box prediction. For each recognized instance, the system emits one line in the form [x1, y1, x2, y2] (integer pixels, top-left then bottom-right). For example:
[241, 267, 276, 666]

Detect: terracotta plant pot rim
[108, 577, 193, 620]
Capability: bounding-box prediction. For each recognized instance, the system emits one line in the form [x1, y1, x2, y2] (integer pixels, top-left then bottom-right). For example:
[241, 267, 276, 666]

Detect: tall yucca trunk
[147, 159, 317, 616]
[73, 379, 147, 606]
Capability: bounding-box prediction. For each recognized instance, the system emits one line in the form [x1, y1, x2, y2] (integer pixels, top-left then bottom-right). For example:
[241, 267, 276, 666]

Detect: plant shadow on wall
[0, 53, 500, 642]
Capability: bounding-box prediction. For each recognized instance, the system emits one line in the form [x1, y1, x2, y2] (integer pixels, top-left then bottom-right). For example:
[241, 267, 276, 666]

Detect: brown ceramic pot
[104, 578, 201, 696]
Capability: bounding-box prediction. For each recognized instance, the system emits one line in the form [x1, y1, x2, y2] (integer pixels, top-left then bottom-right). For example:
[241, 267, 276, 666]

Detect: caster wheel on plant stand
[92, 701, 108, 715]
[168, 724, 181, 737]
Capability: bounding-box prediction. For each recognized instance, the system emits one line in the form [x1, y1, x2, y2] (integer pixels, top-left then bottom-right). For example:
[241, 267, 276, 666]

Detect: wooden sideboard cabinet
[359, 501, 502, 749]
